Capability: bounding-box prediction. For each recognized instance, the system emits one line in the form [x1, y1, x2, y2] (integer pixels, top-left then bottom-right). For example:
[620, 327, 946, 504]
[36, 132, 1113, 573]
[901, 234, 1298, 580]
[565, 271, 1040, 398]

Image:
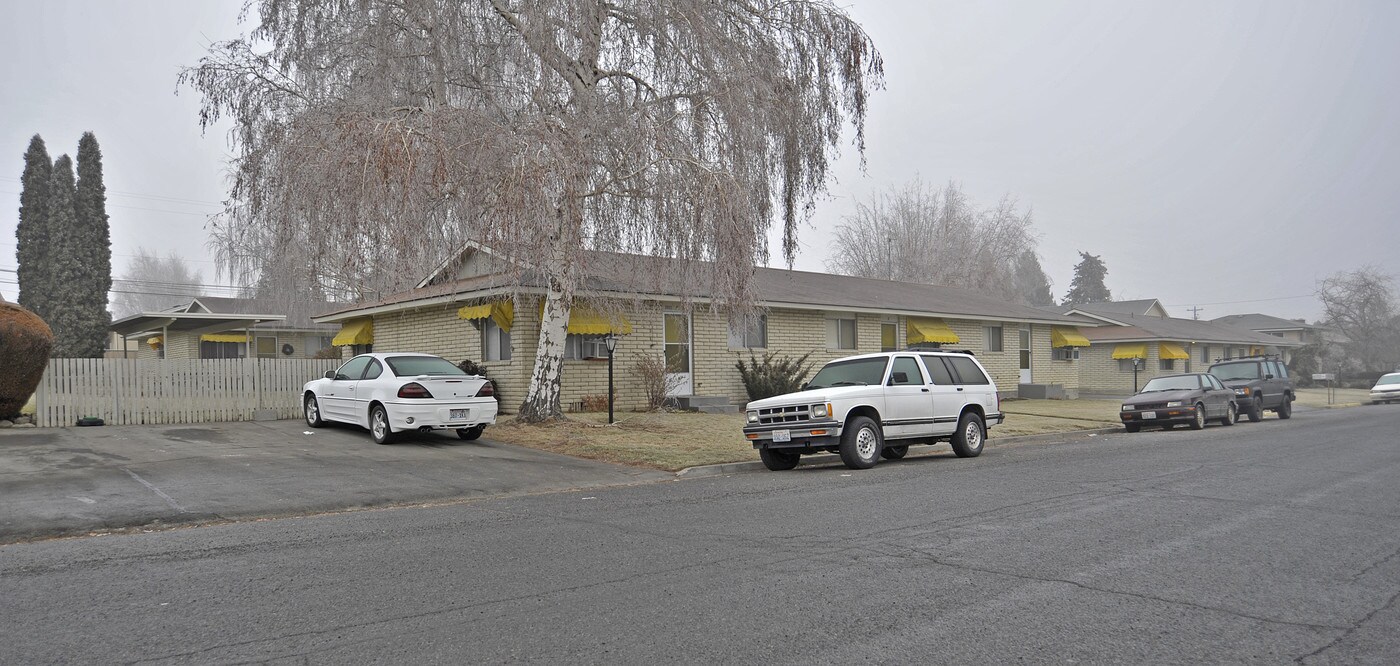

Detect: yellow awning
[1112, 343, 1147, 359]
[331, 318, 374, 346]
[1159, 342, 1190, 360]
[906, 317, 960, 345]
[1249, 346, 1265, 355]
[200, 333, 247, 343]
[1051, 326, 1091, 348]
[457, 300, 514, 332]
[145, 336, 163, 348]
[539, 303, 633, 335]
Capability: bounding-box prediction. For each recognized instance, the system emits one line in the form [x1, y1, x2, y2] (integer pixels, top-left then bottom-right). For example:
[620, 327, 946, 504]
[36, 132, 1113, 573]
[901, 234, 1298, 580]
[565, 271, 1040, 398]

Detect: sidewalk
[0, 419, 668, 543]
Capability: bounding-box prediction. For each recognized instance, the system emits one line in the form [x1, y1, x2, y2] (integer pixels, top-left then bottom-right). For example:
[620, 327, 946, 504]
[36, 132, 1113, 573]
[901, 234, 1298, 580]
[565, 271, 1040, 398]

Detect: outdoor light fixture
[604, 334, 619, 424]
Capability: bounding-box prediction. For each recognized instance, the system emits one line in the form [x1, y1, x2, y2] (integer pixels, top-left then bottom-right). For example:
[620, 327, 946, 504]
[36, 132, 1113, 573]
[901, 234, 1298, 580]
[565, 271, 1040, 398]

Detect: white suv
[743, 351, 1003, 471]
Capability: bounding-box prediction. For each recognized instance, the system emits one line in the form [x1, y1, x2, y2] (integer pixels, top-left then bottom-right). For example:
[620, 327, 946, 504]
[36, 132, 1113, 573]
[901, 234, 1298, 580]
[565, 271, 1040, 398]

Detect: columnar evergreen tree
[45, 155, 86, 357]
[1013, 250, 1055, 306]
[73, 132, 113, 356]
[1061, 251, 1112, 306]
[16, 135, 53, 321]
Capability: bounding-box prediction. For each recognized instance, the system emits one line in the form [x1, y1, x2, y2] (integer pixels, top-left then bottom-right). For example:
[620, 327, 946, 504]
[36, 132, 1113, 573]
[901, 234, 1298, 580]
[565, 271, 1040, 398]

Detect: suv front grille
[758, 405, 810, 425]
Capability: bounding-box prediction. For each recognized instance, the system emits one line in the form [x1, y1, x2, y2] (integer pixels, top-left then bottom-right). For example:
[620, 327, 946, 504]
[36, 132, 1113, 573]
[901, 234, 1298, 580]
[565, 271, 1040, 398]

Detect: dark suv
[1207, 355, 1294, 422]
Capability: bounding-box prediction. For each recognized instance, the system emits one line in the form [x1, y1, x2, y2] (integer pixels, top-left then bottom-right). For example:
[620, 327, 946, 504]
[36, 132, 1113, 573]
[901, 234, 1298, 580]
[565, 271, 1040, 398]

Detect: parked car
[303, 353, 498, 444]
[1207, 355, 1294, 422]
[1371, 372, 1400, 404]
[1120, 373, 1237, 432]
[742, 351, 1003, 471]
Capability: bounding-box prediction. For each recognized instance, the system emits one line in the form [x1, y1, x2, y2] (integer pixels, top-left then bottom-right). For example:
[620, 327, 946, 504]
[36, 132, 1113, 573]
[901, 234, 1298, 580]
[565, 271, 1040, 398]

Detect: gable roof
[1210, 313, 1323, 332]
[1079, 314, 1301, 347]
[315, 249, 1095, 327]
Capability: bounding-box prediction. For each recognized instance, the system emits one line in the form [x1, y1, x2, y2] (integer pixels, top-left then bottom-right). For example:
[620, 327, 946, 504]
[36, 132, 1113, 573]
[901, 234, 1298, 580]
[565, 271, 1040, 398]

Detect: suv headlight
[812, 403, 829, 418]
[1234, 387, 1250, 396]
[746, 411, 759, 424]
[1166, 401, 1183, 408]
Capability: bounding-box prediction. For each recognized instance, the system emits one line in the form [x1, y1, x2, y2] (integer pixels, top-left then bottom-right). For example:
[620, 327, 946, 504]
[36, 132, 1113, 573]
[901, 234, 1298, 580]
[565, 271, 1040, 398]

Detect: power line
[1165, 294, 1315, 307]
[0, 190, 219, 217]
[0, 176, 224, 207]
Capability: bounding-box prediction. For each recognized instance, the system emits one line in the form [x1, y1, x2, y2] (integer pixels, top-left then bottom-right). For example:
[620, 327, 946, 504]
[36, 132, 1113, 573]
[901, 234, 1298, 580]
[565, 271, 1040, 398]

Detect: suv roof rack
[1213, 353, 1282, 363]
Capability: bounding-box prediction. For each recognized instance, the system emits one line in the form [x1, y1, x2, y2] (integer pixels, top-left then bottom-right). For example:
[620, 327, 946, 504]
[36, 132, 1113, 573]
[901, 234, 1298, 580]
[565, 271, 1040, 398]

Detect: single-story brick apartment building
[313, 245, 1099, 412]
[111, 297, 339, 361]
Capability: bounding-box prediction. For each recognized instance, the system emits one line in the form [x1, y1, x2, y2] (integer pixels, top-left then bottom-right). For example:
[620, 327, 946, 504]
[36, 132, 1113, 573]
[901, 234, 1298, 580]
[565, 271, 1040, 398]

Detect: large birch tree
[182, 0, 882, 421]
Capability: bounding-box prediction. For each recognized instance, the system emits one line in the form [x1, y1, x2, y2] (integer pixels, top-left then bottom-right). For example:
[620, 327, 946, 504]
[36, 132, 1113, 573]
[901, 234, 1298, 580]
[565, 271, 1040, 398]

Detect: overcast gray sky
[3, 0, 1397, 321]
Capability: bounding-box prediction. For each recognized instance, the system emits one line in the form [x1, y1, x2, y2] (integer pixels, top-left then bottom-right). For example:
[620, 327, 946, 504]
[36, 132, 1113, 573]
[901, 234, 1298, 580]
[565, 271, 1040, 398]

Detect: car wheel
[370, 405, 395, 445]
[881, 445, 909, 460]
[457, 425, 486, 441]
[951, 412, 985, 458]
[1189, 403, 1206, 430]
[1276, 395, 1293, 420]
[838, 416, 883, 470]
[759, 447, 801, 471]
[305, 394, 325, 427]
[1247, 397, 1263, 422]
[1220, 402, 1237, 426]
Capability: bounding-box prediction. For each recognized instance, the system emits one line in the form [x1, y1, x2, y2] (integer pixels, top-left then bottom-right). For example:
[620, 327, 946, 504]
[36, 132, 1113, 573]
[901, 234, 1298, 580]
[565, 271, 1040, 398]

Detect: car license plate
[771, 429, 791, 443]
[1141, 411, 1156, 420]
[450, 409, 469, 420]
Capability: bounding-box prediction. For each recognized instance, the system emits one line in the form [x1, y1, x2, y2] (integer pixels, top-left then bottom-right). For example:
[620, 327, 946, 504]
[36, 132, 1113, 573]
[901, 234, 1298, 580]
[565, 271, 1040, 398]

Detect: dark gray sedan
[1120, 373, 1238, 432]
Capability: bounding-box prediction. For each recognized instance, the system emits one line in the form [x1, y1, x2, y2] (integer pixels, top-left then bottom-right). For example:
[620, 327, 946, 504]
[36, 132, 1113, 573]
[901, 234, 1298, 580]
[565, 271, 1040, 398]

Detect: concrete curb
[674, 426, 1124, 479]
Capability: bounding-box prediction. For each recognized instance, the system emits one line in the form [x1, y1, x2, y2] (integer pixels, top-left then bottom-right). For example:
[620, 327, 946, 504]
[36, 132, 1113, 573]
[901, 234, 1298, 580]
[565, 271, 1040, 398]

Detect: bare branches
[1317, 266, 1400, 373]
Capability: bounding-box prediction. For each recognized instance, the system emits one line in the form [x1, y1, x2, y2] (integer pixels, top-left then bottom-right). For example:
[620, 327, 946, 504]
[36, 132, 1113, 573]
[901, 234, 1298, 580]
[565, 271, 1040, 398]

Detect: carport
[110, 311, 287, 358]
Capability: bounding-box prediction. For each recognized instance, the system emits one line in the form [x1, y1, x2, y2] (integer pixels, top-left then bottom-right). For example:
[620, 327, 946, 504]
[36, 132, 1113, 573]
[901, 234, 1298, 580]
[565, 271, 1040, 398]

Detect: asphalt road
[3, 405, 1398, 664]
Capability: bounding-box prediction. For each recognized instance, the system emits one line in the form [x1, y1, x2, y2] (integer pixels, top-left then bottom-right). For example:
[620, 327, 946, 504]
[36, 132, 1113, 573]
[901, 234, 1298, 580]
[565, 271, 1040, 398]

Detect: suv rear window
[1211, 362, 1261, 381]
[944, 356, 991, 385]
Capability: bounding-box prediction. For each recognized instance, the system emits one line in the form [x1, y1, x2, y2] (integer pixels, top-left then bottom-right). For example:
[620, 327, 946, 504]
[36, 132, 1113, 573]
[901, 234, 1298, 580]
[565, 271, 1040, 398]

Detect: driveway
[0, 419, 669, 543]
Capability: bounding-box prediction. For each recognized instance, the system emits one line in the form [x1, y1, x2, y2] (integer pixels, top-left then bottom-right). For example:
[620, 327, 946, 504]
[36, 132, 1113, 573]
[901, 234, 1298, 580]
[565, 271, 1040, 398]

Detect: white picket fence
[32, 358, 342, 428]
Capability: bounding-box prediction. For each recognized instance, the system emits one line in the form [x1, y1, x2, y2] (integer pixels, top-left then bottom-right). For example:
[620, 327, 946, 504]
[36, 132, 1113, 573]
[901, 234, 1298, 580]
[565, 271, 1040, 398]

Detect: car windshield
[1211, 362, 1260, 381]
[806, 357, 889, 389]
[384, 356, 467, 377]
[1377, 375, 1400, 386]
[1140, 376, 1201, 392]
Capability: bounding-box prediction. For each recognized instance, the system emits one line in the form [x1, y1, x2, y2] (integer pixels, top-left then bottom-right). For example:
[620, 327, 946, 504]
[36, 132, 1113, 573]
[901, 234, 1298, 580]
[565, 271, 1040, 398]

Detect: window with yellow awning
[1051, 326, 1091, 348]
[331, 318, 374, 346]
[200, 333, 248, 343]
[906, 317, 960, 345]
[537, 302, 633, 335]
[1158, 342, 1190, 360]
[458, 300, 514, 331]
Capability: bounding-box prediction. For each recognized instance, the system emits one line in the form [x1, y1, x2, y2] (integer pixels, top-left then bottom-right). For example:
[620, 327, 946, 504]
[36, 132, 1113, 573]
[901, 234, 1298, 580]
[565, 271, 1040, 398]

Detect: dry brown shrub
[0, 302, 54, 418]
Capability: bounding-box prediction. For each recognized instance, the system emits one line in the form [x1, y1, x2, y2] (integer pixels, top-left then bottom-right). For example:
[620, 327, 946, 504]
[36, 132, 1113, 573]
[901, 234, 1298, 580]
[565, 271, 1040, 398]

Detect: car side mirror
[1265, 374, 1274, 380]
[890, 372, 908, 385]
[325, 370, 337, 379]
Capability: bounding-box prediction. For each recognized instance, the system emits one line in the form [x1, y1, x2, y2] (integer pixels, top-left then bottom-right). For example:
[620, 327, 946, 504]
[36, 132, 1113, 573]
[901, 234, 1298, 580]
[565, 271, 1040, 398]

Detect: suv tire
[881, 445, 909, 460]
[759, 447, 801, 471]
[951, 412, 985, 458]
[1247, 397, 1264, 422]
[1276, 395, 1293, 420]
[839, 416, 883, 470]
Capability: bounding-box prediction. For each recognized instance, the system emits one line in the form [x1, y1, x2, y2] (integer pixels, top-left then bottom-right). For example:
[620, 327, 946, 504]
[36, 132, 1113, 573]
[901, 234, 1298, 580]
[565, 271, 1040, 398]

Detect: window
[200, 341, 246, 359]
[1275, 362, 1288, 378]
[919, 355, 956, 385]
[305, 335, 335, 356]
[1207, 375, 1226, 390]
[826, 317, 857, 350]
[351, 344, 373, 355]
[728, 315, 767, 349]
[944, 356, 991, 385]
[1054, 347, 1079, 361]
[384, 356, 466, 376]
[1200, 345, 1211, 364]
[335, 356, 372, 380]
[363, 359, 383, 380]
[984, 326, 1004, 353]
[880, 322, 897, 352]
[564, 334, 610, 360]
[1118, 359, 1141, 372]
[482, 318, 512, 361]
[1160, 359, 1175, 371]
[888, 357, 924, 386]
[256, 336, 278, 359]
[806, 357, 888, 389]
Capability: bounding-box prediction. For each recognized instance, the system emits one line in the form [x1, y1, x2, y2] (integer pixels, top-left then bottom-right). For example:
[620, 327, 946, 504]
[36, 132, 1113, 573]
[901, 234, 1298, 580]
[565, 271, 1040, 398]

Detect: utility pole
[886, 237, 893, 281]
[1187, 305, 1204, 320]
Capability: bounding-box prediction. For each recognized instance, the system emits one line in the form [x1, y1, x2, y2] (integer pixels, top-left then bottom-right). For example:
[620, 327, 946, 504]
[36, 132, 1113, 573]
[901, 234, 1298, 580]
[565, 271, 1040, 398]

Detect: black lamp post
[605, 333, 619, 424]
[1133, 357, 1142, 393]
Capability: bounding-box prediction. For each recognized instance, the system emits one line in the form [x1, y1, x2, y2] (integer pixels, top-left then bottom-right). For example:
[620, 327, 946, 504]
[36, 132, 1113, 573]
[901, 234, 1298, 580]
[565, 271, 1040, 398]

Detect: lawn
[487, 403, 1124, 472]
[1294, 387, 1374, 408]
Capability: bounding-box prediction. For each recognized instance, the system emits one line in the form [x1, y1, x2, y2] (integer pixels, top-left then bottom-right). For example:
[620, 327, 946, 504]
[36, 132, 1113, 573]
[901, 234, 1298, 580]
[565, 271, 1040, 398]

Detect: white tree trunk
[518, 283, 572, 421]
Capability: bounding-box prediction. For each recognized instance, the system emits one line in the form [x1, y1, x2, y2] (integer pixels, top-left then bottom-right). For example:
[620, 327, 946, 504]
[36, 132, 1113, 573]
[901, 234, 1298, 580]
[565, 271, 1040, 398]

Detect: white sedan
[1372, 372, 1400, 404]
[303, 353, 498, 444]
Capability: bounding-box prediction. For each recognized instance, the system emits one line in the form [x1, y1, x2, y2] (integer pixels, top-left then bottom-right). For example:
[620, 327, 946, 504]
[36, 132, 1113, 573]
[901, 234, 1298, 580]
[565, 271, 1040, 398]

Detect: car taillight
[476, 382, 494, 397]
[398, 382, 433, 399]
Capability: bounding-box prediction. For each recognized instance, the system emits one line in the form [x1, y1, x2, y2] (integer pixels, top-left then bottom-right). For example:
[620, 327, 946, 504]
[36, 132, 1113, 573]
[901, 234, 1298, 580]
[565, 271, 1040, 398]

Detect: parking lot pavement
[0, 419, 669, 543]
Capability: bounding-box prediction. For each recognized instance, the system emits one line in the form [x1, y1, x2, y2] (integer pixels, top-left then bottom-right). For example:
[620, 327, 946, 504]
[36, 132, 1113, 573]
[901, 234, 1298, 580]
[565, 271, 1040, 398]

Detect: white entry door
[664, 312, 693, 396]
[1019, 326, 1032, 384]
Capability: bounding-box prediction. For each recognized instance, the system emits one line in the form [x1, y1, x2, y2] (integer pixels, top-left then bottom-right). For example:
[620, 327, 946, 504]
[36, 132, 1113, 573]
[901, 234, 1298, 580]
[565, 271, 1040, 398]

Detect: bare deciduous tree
[825, 180, 1039, 302]
[1317, 266, 1400, 373]
[112, 248, 204, 318]
[181, 0, 882, 421]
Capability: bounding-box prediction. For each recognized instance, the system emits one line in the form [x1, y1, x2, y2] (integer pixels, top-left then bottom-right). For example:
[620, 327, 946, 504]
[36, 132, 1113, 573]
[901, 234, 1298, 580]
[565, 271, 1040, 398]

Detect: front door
[664, 312, 692, 397]
[1019, 326, 1032, 384]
